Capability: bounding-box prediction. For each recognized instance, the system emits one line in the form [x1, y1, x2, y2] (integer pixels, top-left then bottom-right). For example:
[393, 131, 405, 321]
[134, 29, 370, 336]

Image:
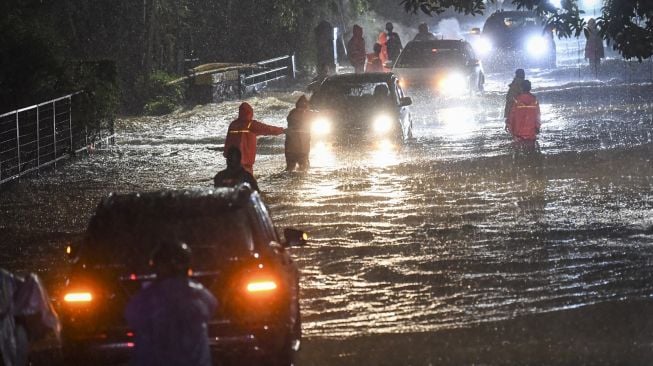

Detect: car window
[395, 45, 465, 68]
[311, 80, 395, 109]
[250, 194, 278, 244]
[83, 206, 255, 271]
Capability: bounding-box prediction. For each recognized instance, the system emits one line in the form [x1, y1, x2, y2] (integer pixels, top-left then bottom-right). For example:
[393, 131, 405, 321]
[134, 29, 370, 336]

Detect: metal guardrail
[241, 54, 296, 90]
[0, 92, 114, 186]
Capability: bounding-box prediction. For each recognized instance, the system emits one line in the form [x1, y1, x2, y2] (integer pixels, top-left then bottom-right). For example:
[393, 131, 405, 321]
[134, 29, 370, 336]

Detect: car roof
[323, 72, 396, 84]
[487, 10, 537, 19]
[404, 39, 469, 49]
[91, 185, 254, 224]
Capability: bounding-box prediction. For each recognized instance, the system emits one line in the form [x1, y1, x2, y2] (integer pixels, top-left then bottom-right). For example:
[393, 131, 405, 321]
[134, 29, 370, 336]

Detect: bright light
[549, 0, 562, 8]
[474, 38, 492, 56]
[64, 292, 93, 303]
[373, 115, 393, 134]
[398, 78, 407, 89]
[311, 117, 332, 136]
[526, 36, 549, 57]
[438, 73, 467, 96]
[246, 280, 277, 293]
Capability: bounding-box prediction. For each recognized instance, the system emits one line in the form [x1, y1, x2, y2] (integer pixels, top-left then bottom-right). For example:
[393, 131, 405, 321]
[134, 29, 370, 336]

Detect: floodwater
[1, 62, 652, 352]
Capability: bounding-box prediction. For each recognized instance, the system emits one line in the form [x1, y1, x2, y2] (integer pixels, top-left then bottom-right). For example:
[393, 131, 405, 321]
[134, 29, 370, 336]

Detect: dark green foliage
[400, 0, 653, 60]
[137, 71, 185, 116]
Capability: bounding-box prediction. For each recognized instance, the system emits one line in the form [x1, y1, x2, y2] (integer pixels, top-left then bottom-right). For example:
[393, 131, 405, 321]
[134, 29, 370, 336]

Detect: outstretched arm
[250, 120, 284, 136]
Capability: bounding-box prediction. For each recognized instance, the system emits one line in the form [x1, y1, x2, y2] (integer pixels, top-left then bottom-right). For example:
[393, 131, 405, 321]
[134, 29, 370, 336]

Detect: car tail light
[246, 280, 277, 293]
[63, 291, 93, 303]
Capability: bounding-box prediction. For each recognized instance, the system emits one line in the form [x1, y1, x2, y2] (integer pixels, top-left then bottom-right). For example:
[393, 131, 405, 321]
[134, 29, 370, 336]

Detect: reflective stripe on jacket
[508, 92, 541, 140]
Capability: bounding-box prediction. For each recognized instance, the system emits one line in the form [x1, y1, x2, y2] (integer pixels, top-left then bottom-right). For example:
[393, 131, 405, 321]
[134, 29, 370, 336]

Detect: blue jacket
[125, 277, 217, 366]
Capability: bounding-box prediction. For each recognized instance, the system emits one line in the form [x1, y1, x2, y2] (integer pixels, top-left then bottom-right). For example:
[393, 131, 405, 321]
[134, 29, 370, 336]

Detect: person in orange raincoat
[223, 102, 285, 174]
[365, 43, 385, 73]
[507, 80, 540, 141]
[377, 31, 389, 68]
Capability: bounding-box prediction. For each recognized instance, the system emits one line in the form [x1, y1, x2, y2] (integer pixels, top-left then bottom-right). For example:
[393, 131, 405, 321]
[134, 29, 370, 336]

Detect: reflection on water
[1, 79, 652, 340]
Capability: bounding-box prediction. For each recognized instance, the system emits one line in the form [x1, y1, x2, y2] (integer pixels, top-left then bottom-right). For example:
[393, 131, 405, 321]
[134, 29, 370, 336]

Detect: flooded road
[1, 65, 653, 357]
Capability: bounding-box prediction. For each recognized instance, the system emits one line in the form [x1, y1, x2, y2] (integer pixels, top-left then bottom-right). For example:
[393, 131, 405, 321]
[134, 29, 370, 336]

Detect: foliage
[136, 71, 185, 116]
[400, 0, 653, 60]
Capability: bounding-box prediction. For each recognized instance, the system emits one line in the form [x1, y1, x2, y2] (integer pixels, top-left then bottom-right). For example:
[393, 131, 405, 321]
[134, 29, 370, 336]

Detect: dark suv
[472, 10, 556, 70]
[58, 185, 305, 365]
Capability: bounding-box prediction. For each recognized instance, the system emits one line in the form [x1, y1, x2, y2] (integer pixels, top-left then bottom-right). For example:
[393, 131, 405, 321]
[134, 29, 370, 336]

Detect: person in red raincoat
[224, 102, 285, 174]
[365, 43, 384, 73]
[507, 80, 540, 141]
[377, 31, 389, 69]
[347, 25, 366, 73]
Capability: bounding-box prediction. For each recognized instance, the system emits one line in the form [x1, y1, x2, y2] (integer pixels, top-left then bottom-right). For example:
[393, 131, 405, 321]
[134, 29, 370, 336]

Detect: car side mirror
[399, 97, 412, 107]
[283, 228, 308, 247]
[470, 27, 481, 35]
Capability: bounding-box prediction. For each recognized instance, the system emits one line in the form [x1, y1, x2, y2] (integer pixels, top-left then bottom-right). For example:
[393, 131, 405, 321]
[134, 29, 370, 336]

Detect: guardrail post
[16, 111, 20, 175]
[290, 53, 296, 79]
[53, 101, 57, 168]
[36, 105, 40, 172]
[69, 95, 74, 153]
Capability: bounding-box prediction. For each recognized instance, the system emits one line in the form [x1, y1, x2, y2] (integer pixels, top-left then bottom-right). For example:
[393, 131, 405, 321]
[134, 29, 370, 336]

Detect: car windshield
[395, 46, 465, 68]
[484, 13, 542, 34]
[82, 207, 255, 272]
[311, 80, 394, 109]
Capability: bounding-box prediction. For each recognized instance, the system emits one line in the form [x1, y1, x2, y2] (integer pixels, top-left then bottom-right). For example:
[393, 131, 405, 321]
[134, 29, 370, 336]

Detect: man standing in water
[507, 79, 540, 143]
[285, 95, 313, 172]
[505, 68, 525, 132]
[224, 102, 285, 175]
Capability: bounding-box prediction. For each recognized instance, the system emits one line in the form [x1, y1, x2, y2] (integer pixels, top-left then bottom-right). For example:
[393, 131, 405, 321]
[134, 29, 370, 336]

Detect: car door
[394, 81, 411, 140]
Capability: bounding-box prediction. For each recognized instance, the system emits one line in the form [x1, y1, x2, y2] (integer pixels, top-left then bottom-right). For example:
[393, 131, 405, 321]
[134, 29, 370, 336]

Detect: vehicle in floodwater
[309, 72, 413, 148]
[393, 39, 485, 97]
[471, 10, 557, 70]
[58, 185, 307, 365]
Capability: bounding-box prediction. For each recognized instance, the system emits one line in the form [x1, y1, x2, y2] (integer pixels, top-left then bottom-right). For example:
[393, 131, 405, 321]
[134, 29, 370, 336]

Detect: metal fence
[0, 92, 114, 185]
[240, 54, 296, 92]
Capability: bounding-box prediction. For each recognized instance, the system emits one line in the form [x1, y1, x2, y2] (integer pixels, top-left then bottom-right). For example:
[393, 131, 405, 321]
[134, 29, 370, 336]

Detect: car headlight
[475, 38, 492, 56]
[438, 73, 467, 96]
[311, 116, 332, 136]
[526, 36, 549, 57]
[373, 115, 393, 134]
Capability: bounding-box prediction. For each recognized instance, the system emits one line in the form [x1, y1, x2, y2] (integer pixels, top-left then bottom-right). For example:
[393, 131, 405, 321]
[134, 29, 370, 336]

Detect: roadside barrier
[0, 92, 114, 186]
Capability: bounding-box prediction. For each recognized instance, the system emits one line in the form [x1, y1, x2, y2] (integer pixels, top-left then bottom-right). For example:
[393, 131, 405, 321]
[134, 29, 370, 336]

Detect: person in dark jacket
[214, 147, 260, 191]
[315, 20, 336, 75]
[385, 22, 403, 63]
[366, 43, 384, 73]
[347, 25, 366, 73]
[507, 80, 541, 141]
[223, 102, 285, 174]
[125, 241, 217, 366]
[504, 68, 525, 130]
[285, 95, 314, 172]
[584, 18, 604, 78]
[414, 23, 436, 41]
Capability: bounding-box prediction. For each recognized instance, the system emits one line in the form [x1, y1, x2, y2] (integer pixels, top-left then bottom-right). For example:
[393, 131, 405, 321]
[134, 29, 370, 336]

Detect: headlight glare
[373, 115, 393, 134]
[438, 73, 467, 96]
[475, 38, 492, 56]
[311, 117, 332, 136]
[526, 36, 549, 57]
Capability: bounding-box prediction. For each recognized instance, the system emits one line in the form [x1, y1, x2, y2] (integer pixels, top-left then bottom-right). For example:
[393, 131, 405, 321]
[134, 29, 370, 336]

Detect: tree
[400, 0, 653, 60]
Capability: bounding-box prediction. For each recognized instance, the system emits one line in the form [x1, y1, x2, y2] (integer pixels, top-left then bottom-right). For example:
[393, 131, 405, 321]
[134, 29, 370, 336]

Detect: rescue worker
[223, 102, 285, 175]
[285, 95, 313, 172]
[507, 79, 540, 142]
[414, 23, 436, 41]
[385, 22, 403, 63]
[376, 31, 389, 68]
[347, 24, 366, 73]
[504, 68, 525, 131]
[584, 18, 604, 78]
[366, 43, 385, 73]
[214, 147, 259, 192]
[125, 241, 217, 366]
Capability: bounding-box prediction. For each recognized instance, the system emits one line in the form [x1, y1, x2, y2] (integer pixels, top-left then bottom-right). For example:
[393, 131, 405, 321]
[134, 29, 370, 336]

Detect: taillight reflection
[246, 280, 277, 293]
[64, 292, 93, 303]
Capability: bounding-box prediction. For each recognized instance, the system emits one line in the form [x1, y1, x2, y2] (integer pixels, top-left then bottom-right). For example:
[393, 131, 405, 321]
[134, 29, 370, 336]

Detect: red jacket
[508, 92, 541, 140]
[224, 102, 284, 169]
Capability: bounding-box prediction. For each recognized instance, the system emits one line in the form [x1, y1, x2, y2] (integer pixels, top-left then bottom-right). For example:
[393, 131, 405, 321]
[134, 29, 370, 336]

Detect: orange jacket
[365, 53, 384, 73]
[224, 102, 284, 168]
[508, 93, 540, 140]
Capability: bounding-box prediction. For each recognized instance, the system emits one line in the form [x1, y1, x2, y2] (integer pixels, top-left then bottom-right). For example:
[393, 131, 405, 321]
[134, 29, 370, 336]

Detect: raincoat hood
[296, 95, 309, 108]
[353, 24, 363, 38]
[238, 102, 254, 121]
